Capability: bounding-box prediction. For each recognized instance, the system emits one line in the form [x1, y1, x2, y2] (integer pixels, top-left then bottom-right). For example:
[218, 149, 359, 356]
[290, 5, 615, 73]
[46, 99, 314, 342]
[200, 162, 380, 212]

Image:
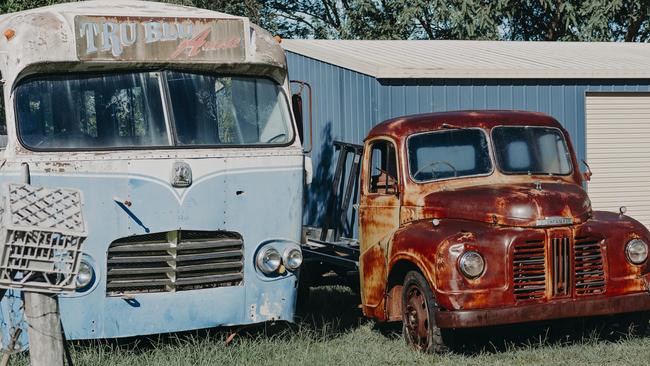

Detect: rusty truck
[301, 110, 650, 352]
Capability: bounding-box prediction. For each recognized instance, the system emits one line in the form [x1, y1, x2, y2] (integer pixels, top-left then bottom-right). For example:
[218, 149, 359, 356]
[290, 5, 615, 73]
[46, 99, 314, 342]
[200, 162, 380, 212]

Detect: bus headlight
[256, 246, 282, 275]
[284, 247, 303, 271]
[76, 260, 95, 290]
[458, 251, 485, 279]
[626, 239, 648, 265]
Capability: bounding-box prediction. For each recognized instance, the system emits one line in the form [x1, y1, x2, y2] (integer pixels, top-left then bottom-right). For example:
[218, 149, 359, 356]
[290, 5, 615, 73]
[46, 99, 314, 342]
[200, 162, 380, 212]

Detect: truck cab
[355, 110, 650, 352]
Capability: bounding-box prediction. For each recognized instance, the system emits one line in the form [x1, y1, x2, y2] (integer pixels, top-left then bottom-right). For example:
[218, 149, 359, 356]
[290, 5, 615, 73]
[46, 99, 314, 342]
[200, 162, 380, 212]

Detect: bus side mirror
[290, 80, 313, 154]
[291, 93, 304, 143]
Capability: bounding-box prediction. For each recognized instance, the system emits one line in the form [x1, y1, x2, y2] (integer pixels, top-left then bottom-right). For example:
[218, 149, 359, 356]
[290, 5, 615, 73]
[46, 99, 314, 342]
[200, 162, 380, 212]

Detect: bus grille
[574, 236, 606, 295]
[106, 230, 243, 295]
[512, 239, 547, 301]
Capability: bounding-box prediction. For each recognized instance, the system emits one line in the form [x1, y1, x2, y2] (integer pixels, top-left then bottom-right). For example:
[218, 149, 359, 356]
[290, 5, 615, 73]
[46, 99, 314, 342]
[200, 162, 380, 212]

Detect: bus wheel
[401, 271, 449, 353]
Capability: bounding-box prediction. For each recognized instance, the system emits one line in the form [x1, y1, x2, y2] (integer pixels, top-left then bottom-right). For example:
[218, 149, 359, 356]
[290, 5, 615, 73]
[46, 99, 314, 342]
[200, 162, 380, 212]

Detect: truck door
[359, 138, 400, 316]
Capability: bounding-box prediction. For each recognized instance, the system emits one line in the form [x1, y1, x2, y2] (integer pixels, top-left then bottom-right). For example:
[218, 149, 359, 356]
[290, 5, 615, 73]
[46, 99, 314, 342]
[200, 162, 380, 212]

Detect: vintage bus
[0, 0, 306, 347]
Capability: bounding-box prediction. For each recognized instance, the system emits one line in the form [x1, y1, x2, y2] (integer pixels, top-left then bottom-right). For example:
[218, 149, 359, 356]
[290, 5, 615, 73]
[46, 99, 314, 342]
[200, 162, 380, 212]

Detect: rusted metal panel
[358, 136, 401, 317]
[75, 16, 245, 62]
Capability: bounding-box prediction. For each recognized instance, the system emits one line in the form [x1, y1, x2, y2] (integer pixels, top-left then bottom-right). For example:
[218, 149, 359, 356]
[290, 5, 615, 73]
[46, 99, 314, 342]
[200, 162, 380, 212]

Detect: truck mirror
[581, 159, 592, 182]
[290, 80, 313, 154]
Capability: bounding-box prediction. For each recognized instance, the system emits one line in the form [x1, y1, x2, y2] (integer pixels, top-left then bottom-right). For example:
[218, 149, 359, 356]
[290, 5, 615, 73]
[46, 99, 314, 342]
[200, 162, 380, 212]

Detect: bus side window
[0, 82, 6, 149]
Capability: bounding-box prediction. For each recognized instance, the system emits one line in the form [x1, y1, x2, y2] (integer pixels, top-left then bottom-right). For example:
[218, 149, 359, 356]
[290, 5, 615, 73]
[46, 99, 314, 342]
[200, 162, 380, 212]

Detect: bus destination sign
[75, 16, 245, 62]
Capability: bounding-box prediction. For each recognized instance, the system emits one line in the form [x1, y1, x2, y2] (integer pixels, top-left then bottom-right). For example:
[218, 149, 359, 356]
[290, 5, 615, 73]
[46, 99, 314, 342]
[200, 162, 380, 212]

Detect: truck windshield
[15, 71, 292, 150]
[492, 126, 572, 175]
[407, 129, 492, 182]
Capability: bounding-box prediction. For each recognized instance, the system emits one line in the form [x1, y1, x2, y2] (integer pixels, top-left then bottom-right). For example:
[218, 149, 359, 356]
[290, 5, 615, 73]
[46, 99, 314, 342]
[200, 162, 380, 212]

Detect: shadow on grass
[447, 313, 650, 356]
[296, 285, 650, 356]
[68, 285, 649, 358]
[296, 285, 365, 333]
[68, 285, 364, 355]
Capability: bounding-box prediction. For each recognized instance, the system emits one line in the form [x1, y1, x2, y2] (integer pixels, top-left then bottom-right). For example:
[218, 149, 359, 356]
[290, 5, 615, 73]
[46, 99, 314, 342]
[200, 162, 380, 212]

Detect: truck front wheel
[401, 271, 450, 353]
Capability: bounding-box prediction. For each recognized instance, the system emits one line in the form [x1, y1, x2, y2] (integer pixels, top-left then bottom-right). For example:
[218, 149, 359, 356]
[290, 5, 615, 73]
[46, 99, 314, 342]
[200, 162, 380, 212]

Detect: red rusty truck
[301, 110, 650, 352]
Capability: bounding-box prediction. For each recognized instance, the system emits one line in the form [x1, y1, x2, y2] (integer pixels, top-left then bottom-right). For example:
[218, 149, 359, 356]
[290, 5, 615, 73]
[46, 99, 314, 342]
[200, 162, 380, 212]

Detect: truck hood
[421, 182, 592, 227]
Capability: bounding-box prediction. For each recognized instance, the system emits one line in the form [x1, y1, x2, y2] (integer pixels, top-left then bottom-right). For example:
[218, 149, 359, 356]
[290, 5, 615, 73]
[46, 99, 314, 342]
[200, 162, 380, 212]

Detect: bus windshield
[15, 71, 293, 150]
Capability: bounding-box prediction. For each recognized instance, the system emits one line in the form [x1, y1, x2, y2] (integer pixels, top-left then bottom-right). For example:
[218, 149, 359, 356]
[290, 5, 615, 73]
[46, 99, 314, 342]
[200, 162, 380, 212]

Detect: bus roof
[0, 0, 286, 83]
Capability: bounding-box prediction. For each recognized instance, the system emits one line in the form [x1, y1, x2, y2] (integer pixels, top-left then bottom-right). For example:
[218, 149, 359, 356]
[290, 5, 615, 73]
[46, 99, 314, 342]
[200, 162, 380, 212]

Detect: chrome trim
[535, 216, 574, 227]
[458, 251, 485, 279]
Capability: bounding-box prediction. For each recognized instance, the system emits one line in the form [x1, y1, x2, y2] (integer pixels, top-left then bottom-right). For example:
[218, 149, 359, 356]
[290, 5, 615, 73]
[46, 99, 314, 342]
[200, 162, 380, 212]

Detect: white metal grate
[0, 184, 87, 293]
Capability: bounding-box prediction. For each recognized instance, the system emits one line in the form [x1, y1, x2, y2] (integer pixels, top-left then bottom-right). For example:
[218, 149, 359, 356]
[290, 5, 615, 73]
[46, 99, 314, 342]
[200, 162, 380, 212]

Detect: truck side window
[369, 140, 398, 194]
[0, 82, 6, 149]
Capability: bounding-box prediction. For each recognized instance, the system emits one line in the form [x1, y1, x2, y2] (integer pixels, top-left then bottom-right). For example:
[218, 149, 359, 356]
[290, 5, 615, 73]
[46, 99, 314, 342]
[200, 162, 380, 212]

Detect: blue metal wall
[287, 51, 650, 226]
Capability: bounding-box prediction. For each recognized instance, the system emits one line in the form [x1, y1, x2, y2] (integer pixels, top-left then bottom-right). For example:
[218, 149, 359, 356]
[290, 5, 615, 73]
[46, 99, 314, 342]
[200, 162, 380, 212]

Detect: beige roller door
[586, 93, 650, 227]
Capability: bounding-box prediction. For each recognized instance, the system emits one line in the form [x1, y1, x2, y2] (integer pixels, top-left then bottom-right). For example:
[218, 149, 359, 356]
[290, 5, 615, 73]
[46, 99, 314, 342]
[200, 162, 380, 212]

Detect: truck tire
[401, 271, 450, 353]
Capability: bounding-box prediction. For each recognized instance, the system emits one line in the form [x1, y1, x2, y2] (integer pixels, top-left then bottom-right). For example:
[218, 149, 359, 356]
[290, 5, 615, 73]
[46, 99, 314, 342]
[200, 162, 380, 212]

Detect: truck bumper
[435, 292, 650, 329]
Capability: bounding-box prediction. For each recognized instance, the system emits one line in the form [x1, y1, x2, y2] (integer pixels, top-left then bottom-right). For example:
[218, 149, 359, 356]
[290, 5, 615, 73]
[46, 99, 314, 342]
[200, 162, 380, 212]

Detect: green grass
[8, 286, 650, 366]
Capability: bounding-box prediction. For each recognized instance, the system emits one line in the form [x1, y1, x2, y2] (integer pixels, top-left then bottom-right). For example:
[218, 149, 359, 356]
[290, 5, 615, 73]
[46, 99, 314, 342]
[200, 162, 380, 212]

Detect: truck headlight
[256, 246, 282, 275]
[76, 260, 95, 290]
[459, 251, 485, 279]
[626, 239, 648, 265]
[283, 247, 303, 271]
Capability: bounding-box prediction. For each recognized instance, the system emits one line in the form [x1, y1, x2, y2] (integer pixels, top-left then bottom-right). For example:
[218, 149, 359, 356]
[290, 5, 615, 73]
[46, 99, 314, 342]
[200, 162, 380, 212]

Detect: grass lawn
[9, 286, 650, 366]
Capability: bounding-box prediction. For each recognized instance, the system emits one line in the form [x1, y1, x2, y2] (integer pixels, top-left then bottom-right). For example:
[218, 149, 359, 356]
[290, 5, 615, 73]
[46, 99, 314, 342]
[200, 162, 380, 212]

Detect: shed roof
[282, 40, 650, 79]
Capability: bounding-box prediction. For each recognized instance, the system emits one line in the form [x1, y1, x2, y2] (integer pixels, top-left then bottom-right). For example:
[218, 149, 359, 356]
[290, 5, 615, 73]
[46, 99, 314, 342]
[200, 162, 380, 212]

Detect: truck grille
[512, 239, 546, 301]
[551, 236, 571, 296]
[106, 230, 244, 295]
[512, 234, 607, 301]
[574, 236, 605, 295]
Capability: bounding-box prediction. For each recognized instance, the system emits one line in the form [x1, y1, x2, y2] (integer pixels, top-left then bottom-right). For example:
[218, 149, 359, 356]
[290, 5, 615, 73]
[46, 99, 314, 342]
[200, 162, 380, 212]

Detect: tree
[158, 0, 271, 29]
[0, 0, 68, 13]
[266, 0, 503, 39]
[399, 0, 502, 40]
[579, 0, 650, 42]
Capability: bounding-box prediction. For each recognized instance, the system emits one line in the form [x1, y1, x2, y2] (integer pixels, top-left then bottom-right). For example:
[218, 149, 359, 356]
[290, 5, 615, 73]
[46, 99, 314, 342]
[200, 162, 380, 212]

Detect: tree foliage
[1, 0, 649, 42]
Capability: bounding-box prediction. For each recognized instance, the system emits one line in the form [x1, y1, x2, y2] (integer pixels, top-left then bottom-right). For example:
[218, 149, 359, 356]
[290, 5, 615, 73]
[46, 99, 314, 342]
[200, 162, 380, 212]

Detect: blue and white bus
[0, 0, 306, 346]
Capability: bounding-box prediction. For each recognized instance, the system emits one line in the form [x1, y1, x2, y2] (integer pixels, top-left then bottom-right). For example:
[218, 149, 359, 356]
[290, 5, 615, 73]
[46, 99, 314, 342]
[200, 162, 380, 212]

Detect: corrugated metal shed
[284, 41, 650, 227]
[283, 40, 650, 79]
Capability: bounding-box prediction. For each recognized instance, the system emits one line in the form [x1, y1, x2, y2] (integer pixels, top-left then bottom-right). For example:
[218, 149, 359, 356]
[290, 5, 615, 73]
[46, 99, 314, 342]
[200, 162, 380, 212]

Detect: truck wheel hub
[405, 284, 429, 344]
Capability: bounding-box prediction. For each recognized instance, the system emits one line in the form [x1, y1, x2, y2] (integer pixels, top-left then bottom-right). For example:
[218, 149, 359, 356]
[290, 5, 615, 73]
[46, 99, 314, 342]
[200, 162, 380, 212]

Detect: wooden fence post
[23, 293, 64, 366]
[20, 163, 65, 366]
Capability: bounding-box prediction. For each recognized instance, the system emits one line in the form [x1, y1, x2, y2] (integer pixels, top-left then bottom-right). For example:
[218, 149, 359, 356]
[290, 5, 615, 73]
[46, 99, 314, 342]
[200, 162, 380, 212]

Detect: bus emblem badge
[171, 161, 192, 188]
